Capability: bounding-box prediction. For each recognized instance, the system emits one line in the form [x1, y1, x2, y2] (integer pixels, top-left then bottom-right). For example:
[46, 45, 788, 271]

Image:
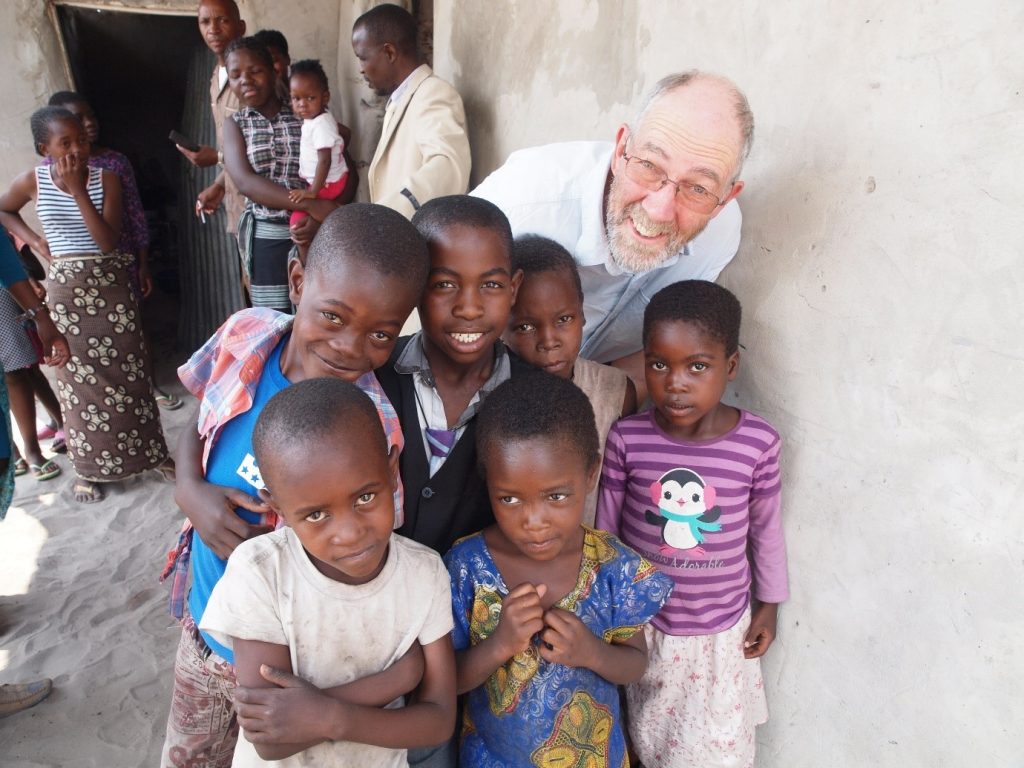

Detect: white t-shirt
[299, 112, 348, 186]
[201, 529, 454, 768]
[472, 141, 742, 362]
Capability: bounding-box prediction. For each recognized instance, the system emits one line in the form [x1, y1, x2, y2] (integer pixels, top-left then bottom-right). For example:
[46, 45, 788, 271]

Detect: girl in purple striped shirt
[595, 280, 789, 768]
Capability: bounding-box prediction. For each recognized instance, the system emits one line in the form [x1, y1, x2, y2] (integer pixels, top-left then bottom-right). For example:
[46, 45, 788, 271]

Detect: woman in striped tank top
[596, 281, 789, 768]
[0, 107, 174, 504]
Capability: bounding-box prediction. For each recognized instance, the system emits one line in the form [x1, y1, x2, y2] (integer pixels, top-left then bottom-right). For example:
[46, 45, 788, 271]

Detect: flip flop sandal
[30, 460, 62, 481]
[156, 461, 176, 483]
[14, 458, 28, 476]
[155, 392, 184, 411]
[73, 481, 104, 504]
[50, 430, 67, 454]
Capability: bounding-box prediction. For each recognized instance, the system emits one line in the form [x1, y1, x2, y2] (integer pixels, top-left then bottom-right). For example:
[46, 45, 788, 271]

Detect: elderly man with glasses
[473, 71, 752, 398]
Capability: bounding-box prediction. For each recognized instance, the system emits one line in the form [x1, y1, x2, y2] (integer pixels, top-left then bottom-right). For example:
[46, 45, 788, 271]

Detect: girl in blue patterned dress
[445, 373, 673, 767]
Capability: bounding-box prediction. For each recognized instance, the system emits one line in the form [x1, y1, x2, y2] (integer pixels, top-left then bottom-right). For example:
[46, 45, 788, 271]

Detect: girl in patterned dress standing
[0, 107, 174, 503]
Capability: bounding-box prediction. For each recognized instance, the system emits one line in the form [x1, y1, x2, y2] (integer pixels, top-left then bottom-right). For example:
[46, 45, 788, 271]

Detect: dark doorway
[57, 7, 202, 213]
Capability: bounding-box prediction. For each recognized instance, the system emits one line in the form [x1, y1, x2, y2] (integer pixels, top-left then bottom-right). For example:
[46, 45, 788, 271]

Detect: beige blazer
[368, 64, 471, 218]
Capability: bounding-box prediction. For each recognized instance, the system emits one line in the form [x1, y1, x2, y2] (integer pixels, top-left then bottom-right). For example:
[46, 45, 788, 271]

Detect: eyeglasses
[621, 149, 729, 215]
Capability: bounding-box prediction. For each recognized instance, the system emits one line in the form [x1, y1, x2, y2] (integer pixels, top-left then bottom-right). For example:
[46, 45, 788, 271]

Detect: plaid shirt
[160, 308, 406, 617]
[233, 104, 303, 222]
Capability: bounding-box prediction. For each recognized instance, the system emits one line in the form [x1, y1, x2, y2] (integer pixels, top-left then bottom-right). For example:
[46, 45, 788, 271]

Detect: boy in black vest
[376, 195, 528, 555]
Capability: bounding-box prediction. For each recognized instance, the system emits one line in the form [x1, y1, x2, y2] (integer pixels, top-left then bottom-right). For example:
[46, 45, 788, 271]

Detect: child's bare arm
[232, 638, 322, 761]
[309, 147, 332, 196]
[539, 608, 649, 684]
[172, 406, 271, 558]
[59, 163, 121, 253]
[323, 642, 424, 705]
[329, 634, 456, 749]
[232, 638, 423, 741]
[0, 171, 49, 260]
[288, 148, 333, 203]
[455, 582, 546, 694]
[237, 635, 456, 753]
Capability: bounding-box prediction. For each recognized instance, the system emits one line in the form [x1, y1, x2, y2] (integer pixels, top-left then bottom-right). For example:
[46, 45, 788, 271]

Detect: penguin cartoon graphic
[645, 468, 722, 557]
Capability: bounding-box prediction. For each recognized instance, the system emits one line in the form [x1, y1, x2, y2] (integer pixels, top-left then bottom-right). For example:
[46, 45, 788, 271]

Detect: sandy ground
[0, 365, 190, 766]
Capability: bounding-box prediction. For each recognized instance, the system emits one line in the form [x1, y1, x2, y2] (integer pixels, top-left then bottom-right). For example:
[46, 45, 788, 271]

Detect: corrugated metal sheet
[176, 46, 245, 354]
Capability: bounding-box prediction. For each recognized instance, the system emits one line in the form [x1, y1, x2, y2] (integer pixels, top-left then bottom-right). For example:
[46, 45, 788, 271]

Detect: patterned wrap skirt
[47, 253, 168, 482]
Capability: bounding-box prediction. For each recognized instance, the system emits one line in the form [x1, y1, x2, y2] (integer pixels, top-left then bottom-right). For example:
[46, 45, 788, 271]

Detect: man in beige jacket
[352, 4, 471, 219]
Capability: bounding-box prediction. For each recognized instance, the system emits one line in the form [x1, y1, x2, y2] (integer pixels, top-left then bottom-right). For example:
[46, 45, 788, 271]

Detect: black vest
[376, 337, 533, 554]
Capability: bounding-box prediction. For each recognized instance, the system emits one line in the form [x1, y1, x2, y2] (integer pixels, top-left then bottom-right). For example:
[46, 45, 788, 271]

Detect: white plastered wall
[434, 1, 1024, 765]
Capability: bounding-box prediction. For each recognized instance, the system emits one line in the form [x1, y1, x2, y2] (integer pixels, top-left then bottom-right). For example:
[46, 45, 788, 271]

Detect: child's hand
[538, 608, 600, 668]
[288, 189, 315, 204]
[234, 664, 333, 746]
[492, 582, 547, 657]
[36, 315, 70, 368]
[743, 602, 778, 659]
[174, 478, 272, 559]
[55, 155, 88, 197]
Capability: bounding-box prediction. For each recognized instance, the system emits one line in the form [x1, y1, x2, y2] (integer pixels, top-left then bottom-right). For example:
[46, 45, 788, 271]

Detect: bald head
[634, 71, 753, 181]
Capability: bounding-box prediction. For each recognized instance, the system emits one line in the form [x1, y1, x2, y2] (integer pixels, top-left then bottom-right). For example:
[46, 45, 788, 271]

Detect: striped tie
[425, 428, 457, 459]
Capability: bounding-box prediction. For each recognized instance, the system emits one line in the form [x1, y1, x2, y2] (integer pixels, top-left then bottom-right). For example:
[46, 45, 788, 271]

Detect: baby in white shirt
[288, 59, 350, 225]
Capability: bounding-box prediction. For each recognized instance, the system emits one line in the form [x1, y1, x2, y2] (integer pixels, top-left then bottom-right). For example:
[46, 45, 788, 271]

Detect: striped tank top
[34, 165, 105, 256]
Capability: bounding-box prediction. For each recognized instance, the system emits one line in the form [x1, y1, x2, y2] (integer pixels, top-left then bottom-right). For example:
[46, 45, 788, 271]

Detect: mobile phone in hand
[169, 130, 200, 153]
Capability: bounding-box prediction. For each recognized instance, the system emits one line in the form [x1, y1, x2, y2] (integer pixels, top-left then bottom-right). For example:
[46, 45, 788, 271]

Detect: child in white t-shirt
[287, 59, 350, 226]
[200, 377, 456, 767]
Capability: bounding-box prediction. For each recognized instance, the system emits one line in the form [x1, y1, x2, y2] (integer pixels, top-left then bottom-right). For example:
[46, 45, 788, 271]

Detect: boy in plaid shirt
[159, 205, 428, 768]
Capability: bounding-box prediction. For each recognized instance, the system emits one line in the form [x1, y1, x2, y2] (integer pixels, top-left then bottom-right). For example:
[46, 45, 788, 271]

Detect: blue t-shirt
[188, 334, 291, 662]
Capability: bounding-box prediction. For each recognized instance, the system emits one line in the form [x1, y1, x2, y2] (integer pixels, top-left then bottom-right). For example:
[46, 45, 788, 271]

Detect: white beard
[605, 177, 709, 274]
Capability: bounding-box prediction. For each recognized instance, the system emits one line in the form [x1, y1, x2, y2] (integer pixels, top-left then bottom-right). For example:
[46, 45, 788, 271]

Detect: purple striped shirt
[596, 410, 788, 636]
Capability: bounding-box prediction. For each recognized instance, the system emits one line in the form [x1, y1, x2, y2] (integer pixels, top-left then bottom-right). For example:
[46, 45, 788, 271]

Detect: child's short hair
[412, 195, 513, 259]
[305, 203, 429, 294]
[354, 3, 418, 57]
[253, 29, 289, 57]
[253, 378, 385, 471]
[30, 106, 77, 156]
[47, 90, 87, 109]
[224, 36, 274, 70]
[643, 280, 742, 355]
[511, 235, 583, 303]
[289, 59, 328, 91]
[477, 372, 599, 474]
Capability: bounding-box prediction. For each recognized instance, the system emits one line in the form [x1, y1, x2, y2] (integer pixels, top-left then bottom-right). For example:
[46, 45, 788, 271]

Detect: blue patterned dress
[445, 527, 674, 767]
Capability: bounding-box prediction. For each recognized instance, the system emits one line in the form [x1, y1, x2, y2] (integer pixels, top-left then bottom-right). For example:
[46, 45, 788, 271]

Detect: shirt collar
[395, 332, 511, 392]
[388, 66, 421, 107]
